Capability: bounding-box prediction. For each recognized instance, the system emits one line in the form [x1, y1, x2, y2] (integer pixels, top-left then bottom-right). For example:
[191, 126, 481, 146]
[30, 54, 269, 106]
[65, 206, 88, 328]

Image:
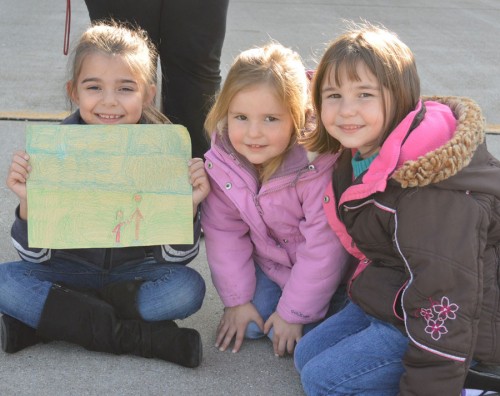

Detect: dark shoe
[37, 284, 202, 367]
[149, 323, 202, 368]
[1, 314, 41, 353]
[465, 364, 500, 392]
[99, 280, 144, 320]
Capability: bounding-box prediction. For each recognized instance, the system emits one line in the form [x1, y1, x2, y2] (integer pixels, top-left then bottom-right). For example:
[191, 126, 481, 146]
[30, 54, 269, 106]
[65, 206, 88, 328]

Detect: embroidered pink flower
[433, 297, 459, 321]
[420, 308, 434, 321]
[425, 319, 448, 341]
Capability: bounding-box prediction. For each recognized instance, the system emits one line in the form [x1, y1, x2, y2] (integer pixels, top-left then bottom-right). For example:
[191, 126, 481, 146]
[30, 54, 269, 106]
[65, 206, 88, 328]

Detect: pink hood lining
[339, 100, 457, 206]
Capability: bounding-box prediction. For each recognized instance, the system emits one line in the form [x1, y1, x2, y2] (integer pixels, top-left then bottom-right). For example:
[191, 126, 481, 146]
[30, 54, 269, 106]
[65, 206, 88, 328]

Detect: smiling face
[320, 62, 389, 158]
[69, 52, 155, 125]
[227, 83, 294, 166]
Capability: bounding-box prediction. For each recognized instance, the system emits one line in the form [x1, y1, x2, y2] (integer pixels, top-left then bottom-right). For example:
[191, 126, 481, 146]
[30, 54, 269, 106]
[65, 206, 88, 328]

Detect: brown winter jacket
[323, 96, 500, 395]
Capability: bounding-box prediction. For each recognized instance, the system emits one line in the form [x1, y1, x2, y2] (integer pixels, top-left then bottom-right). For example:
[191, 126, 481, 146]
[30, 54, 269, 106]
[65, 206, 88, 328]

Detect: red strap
[63, 0, 71, 55]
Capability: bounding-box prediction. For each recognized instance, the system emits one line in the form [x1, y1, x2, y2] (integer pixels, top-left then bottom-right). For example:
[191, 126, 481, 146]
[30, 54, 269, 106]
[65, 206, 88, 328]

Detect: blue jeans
[0, 258, 205, 328]
[246, 265, 346, 340]
[294, 302, 408, 396]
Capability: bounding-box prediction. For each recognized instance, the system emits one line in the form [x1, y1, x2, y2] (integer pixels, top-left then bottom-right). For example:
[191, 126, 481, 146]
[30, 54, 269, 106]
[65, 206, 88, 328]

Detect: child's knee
[0, 261, 27, 287]
[185, 271, 206, 312]
[294, 340, 307, 372]
[299, 360, 319, 394]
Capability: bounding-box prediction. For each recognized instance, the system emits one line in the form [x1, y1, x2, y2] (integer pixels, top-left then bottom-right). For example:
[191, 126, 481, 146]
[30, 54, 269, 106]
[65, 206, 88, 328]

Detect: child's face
[320, 62, 387, 158]
[227, 83, 293, 166]
[69, 53, 155, 125]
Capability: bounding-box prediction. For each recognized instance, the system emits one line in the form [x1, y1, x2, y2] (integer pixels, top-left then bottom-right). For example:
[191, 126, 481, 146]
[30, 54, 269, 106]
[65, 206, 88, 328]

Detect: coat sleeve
[150, 208, 202, 265]
[201, 180, 257, 307]
[395, 188, 486, 395]
[277, 169, 351, 324]
[11, 206, 52, 263]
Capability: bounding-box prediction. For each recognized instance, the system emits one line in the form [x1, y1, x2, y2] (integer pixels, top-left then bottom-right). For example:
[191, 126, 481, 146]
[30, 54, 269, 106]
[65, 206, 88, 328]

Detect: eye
[359, 92, 373, 98]
[85, 85, 101, 91]
[235, 115, 247, 121]
[324, 93, 340, 100]
[265, 116, 278, 122]
[119, 86, 136, 92]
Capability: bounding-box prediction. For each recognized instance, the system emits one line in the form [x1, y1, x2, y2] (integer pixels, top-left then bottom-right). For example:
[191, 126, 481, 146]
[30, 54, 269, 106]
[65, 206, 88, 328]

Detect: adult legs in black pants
[83, 0, 229, 159]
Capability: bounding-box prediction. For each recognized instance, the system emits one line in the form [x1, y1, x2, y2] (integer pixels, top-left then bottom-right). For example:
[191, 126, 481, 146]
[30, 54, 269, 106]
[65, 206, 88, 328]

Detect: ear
[144, 84, 157, 106]
[66, 81, 79, 105]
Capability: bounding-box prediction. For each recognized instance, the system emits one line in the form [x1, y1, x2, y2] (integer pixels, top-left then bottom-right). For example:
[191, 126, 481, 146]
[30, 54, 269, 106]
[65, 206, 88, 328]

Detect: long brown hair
[303, 21, 420, 154]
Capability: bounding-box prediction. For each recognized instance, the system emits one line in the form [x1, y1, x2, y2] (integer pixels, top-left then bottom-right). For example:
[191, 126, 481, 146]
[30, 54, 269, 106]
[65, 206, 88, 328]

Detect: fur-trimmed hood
[334, 95, 500, 208]
[393, 96, 486, 188]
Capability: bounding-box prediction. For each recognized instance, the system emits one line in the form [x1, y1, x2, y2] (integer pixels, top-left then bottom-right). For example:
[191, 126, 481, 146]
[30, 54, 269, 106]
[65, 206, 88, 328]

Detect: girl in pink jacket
[201, 42, 352, 357]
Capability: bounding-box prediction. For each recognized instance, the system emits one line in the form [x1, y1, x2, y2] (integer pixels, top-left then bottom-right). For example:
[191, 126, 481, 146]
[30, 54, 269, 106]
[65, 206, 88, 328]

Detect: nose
[247, 121, 262, 138]
[101, 89, 118, 106]
[338, 97, 356, 117]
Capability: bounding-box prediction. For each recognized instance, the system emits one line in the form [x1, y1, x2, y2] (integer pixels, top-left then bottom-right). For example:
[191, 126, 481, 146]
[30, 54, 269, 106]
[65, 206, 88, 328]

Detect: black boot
[37, 284, 202, 368]
[98, 280, 144, 319]
[1, 314, 43, 353]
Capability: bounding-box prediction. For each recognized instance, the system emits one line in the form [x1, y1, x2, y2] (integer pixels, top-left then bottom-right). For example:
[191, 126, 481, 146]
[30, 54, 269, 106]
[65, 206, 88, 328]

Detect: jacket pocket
[350, 262, 408, 326]
[475, 245, 500, 362]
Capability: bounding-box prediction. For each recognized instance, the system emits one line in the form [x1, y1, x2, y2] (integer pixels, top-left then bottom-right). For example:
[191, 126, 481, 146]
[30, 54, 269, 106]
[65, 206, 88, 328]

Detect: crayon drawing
[26, 124, 193, 248]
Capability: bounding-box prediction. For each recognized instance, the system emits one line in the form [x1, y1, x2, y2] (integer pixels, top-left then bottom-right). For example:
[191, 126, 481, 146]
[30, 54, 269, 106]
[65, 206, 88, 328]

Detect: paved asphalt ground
[0, 1, 499, 395]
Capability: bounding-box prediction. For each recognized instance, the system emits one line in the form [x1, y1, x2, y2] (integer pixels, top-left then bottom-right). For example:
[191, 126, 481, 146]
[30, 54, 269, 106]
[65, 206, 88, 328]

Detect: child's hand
[188, 158, 210, 216]
[216, 302, 264, 353]
[264, 312, 303, 357]
[6, 150, 31, 220]
[7, 150, 30, 199]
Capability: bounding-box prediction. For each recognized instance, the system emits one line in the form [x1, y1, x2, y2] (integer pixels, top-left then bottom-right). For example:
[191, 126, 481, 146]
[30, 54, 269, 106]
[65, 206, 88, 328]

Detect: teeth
[99, 114, 121, 119]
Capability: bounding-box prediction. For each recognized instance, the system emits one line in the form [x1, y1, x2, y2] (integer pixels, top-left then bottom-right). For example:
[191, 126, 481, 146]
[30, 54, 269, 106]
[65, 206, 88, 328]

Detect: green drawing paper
[26, 124, 193, 248]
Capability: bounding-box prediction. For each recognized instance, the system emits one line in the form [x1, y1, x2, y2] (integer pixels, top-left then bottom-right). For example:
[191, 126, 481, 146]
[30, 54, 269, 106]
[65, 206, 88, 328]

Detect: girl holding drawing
[0, 22, 209, 368]
[201, 42, 352, 357]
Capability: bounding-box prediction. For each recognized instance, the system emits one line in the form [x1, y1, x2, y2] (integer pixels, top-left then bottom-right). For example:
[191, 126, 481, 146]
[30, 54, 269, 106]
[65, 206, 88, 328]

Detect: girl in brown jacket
[294, 21, 500, 395]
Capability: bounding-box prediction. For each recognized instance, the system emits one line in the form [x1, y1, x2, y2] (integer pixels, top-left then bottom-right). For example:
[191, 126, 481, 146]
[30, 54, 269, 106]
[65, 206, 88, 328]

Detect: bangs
[323, 47, 368, 88]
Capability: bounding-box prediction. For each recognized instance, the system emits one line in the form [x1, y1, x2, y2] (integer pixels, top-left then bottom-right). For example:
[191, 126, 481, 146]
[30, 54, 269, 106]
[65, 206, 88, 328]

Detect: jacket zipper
[252, 164, 316, 245]
[258, 163, 316, 198]
[253, 195, 264, 216]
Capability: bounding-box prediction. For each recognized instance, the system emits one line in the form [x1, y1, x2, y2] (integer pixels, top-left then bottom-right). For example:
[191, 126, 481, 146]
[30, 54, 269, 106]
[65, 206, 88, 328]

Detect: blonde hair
[204, 42, 310, 182]
[67, 21, 169, 124]
[303, 21, 420, 153]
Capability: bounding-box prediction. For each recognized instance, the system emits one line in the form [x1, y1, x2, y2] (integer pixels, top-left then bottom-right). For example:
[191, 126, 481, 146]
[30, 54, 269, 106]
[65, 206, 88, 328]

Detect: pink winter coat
[202, 132, 351, 324]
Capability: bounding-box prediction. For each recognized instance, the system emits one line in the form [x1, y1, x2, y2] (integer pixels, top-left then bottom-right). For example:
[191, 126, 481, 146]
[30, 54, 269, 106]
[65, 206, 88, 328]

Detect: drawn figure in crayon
[129, 194, 144, 241]
[112, 210, 129, 245]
